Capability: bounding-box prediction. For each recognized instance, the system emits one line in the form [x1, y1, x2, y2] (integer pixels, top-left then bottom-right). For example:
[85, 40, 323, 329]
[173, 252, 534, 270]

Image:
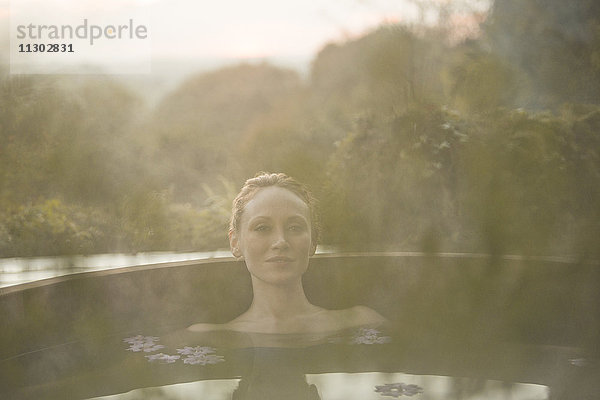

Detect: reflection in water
[0, 323, 570, 400]
[231, 348, 321, 400]
[103, 330, 551, 400]
[374, 382, 424, 397]
[85, 373, 548, 400]
[308, 373, 549, 400]
[89, 380, 241, 400]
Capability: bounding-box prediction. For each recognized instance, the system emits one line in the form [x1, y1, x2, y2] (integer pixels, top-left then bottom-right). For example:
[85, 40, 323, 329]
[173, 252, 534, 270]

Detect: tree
[485, 0, 600, 107]
[145, 63, 302, 203]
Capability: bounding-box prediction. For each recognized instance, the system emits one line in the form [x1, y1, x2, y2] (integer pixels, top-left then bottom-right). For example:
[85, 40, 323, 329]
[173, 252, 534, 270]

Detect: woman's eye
[288, 225, 304, 232]
[254, 225, 270, 232]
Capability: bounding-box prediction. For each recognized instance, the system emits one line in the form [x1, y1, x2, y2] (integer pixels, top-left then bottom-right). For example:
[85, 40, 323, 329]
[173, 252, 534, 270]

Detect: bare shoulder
[330, 305, 387, 329]
[186, 322, 226, 333]
[187, 314, 254, 333]
[347, 305, 387, 325]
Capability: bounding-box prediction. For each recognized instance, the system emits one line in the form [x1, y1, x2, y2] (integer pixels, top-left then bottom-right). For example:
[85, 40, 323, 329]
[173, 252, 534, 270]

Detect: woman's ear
[229, 230, 242, 258]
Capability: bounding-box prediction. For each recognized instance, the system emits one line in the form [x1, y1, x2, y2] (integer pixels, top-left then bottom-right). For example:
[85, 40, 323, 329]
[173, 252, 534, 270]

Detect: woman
[189, 172, 385, 334]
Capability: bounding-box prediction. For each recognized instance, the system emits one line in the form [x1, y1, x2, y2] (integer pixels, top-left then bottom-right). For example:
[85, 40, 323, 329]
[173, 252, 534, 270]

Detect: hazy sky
[1, 0, 420, 61]
[144, 0, 419, 59]
[2, 0, 490, 76]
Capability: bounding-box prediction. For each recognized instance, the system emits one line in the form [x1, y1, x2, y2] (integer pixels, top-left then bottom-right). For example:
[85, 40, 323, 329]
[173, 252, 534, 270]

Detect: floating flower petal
[176, 346, 225, 365]
[375, 383, 424, 398]
[123, 335, 164, 352]
[145, 353, 181, 364]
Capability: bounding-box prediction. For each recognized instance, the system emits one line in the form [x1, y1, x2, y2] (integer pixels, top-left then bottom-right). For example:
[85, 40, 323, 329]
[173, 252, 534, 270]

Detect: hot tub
[1, 253, 598, 399]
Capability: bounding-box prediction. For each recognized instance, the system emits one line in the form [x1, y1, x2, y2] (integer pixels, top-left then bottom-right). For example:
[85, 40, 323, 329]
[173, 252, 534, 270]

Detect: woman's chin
[254, 273, 304, 286]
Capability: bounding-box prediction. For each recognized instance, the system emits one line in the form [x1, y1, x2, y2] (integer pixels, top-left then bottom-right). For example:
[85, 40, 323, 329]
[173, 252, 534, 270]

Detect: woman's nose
[271, 229, 290, 249]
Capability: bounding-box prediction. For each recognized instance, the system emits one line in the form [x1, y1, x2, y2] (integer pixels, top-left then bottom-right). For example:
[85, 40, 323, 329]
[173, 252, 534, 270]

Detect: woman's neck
[245, 278, 320, 321]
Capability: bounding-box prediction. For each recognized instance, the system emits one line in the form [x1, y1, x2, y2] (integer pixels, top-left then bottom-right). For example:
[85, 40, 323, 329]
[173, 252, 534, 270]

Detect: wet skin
[189, 186, 386, 335]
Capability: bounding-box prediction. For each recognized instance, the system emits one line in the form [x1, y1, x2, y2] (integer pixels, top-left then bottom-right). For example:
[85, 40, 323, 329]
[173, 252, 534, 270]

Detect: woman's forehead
[242, 187, 310, 220]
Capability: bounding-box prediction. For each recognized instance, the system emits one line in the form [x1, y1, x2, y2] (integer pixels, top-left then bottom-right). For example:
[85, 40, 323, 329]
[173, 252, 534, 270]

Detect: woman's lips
[266, 256, 294, 262]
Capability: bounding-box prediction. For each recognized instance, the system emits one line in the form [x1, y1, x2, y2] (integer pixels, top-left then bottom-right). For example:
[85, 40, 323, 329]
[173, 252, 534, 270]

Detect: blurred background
[0, 0, 599, 262]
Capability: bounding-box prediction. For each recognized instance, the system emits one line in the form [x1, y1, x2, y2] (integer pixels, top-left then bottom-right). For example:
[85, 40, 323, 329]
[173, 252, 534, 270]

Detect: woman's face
[230, 186, 316, 286]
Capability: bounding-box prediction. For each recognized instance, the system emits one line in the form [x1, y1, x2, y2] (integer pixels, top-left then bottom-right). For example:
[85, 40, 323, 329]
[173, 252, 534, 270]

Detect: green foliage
[324, 102, 600, 257]
[165, 178, 234, 251]
[444, 42, 517, 113]
[484, 0, 600, 106]
[0, 72, 233, 256]
[144, 63, 303, 203]
[0, 74, 144, 206]
[324, 104, 471, 250]
[311, 26, 447, 116]
[0, 199, 105, 256]
[0, 186, 233, 257]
